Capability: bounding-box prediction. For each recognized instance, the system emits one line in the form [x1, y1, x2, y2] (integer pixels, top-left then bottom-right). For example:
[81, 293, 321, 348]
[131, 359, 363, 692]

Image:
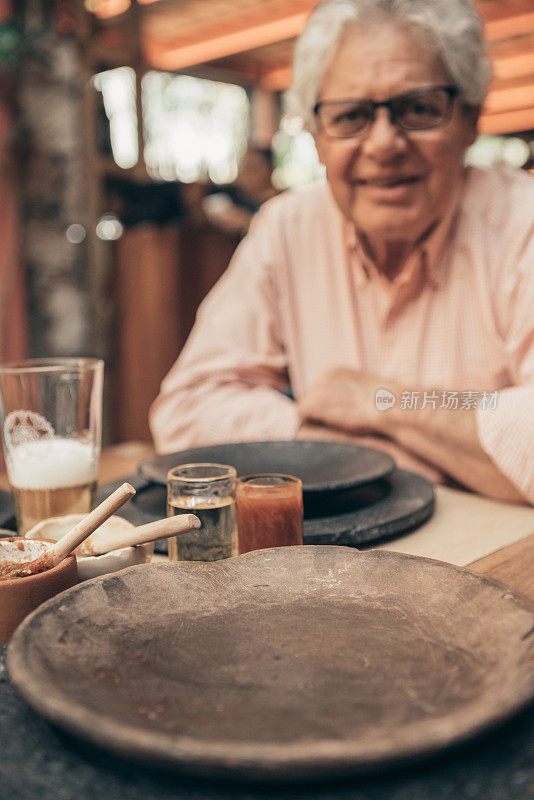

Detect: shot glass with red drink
[236, 474, 303, 554]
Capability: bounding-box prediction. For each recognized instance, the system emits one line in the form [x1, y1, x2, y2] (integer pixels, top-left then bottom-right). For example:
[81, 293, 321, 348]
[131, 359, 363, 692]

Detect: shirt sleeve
[475, 228, 534, 504]
[149, 205, 299, 453]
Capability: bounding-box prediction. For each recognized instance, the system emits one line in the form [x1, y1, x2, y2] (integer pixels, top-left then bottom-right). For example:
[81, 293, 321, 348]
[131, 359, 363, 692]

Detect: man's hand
[297, 368, 382, 434]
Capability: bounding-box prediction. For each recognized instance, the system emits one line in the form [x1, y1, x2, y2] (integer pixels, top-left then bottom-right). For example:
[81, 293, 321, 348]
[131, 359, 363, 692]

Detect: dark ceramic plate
[302, 468, 434, 544]
[139, 440, 395, 503]
[8, 547, 534, 781]
[0, 489, 15, 531]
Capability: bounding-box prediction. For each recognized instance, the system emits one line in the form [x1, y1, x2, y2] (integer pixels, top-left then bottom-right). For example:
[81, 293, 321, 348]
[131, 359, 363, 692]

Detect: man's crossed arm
[297, 368, 526, 504]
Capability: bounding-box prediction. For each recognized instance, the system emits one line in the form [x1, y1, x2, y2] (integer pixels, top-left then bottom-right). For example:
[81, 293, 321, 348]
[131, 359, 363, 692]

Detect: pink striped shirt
[150, 166, 534, 503]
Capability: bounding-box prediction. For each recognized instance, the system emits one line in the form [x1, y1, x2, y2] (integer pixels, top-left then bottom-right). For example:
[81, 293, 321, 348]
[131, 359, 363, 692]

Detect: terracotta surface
[7, 546, 534, 780]
[0, 538, 77, 645]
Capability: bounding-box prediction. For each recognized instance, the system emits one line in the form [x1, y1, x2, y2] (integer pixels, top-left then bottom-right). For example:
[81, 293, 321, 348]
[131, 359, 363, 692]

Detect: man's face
[314, 24, 477, 248]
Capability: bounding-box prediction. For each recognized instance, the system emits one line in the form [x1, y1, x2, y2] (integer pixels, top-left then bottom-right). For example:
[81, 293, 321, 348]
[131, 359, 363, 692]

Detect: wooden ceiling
[88, 0, 534, 134]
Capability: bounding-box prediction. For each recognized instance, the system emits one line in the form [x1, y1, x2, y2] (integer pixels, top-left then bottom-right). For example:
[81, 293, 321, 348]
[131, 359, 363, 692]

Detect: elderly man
[150, 0, 534, 505]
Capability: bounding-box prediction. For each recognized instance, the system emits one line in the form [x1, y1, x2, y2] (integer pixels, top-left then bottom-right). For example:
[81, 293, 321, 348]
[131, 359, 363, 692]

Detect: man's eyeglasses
[313, 86, 458, 139]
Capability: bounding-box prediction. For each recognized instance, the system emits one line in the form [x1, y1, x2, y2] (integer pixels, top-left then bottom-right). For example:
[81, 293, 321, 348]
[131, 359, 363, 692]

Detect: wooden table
[2, 440, 534, 799]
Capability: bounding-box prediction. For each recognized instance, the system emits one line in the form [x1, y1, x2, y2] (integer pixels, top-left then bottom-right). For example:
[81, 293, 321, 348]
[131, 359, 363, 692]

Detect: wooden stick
[45, 483, 136, 569]
[84, 514, 201, 555]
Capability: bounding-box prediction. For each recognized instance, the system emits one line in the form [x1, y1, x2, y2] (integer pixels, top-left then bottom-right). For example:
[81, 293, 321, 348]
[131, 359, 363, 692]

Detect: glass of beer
[166, 463, 237, 561]
[0, 358, 103, 534]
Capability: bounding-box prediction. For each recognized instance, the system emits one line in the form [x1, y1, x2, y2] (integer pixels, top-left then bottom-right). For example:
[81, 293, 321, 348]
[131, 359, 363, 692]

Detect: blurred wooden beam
[91, 0, 163, 14]
[480, 0, 534, 43]
[478, 0, 534, 23]
[479, 107, 534, 135]
[490, 34, 534, 80]
[484, 74, 534, 114]
[260, 65, 293, 91]
[143, 11, 311, 71]
[91, 0, 130, 19]
[485, 10, 534, 40]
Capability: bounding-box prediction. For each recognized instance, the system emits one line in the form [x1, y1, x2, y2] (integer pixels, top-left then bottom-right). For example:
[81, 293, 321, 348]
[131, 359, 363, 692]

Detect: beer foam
[8, 438, 97, 490]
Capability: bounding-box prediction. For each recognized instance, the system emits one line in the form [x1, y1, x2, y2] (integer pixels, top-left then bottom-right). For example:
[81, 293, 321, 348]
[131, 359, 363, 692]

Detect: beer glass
[166, 463, 237, 561]
[0, 358, 103, 534]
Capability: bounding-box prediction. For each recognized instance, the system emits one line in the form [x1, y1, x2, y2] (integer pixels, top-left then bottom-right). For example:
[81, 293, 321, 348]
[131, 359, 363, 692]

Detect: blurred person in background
[150, 0, 534, 505]
[202, 145, 279, 236]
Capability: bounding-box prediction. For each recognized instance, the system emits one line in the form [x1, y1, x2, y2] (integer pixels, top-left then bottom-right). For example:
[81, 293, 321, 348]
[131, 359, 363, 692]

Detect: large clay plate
[8, 547, 534, 781]
[138, 440, 395, 502]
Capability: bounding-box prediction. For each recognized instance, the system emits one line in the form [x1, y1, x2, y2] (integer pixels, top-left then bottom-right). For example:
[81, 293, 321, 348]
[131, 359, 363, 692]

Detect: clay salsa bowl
[25, 514, 154, 582]
[0, 537, 77, 646]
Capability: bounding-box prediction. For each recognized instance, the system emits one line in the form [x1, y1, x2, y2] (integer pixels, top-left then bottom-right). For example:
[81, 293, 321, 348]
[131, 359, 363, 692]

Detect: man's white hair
[286, 0, 491, 131]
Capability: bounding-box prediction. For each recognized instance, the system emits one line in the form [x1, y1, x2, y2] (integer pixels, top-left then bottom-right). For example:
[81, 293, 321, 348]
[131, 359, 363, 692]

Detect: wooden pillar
[14, 0, 90, 358]
[111, 224, 182, 442]
[250, 87, 278, 147]
[0, 0, 28, 360]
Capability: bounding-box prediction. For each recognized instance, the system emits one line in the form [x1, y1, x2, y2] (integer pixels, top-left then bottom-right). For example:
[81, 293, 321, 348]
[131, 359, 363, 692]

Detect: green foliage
[0, 20, 22, 67]
[0, 19, 49, 74]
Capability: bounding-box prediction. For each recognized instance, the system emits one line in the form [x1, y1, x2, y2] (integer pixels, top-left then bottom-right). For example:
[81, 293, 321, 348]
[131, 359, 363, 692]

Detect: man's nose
[361, 107, 406, 158]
